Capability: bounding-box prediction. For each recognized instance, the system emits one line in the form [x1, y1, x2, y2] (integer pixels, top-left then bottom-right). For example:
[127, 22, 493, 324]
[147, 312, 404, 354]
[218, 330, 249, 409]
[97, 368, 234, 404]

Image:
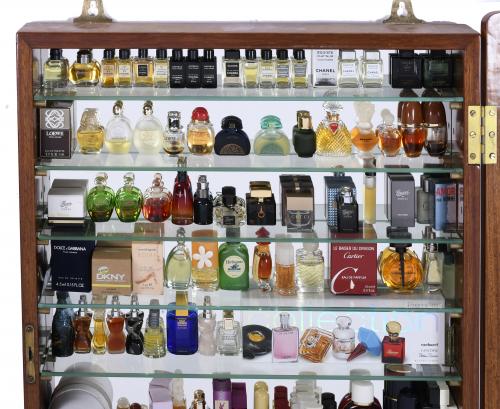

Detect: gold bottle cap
[254, 381, 268, 392]
[386, 321, 402, 337]
[175, 291, 189, 317]
[296, 110, 313, 130]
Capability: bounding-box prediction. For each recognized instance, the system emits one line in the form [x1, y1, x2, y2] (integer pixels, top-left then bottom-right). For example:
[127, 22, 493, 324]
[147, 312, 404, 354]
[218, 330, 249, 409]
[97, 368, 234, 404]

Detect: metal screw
[490, 153, 496, 160]
[470, 110, 477, 117]
[26, 375, 35, 384]
[489, 109, 496, 116]
[489, 131, 496, 138]
[470, 131, 477, 138]
[470, 153, 476, 160]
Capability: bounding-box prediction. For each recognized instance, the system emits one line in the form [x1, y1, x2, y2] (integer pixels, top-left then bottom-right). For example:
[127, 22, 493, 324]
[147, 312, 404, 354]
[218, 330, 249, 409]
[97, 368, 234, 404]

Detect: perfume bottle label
[365, 63, 382, 78]
[170, 62, 185, 86]
[225, 62, 240, 77]
[223, 256, 245, 278]
[154, 64, 169, 77]
[260, 67, 275, 81]
[118, 64, 131, 76]
[312, 49, 337, 86]
[223, 215, 236, 226]
[192, 242, 219, 270]
[341, 62, 357, 78]
[277, 64, 290, 78]
[137, 64, 149, 77]
[102, 64, 115, 76]
[293, 64, 307, 77]
[215, 400, 230, 409]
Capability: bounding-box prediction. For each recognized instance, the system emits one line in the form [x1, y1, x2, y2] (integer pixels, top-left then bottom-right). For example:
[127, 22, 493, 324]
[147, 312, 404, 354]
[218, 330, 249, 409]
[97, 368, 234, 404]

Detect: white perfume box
[312, 50, 338, 87]
[48, 179, 87, 224]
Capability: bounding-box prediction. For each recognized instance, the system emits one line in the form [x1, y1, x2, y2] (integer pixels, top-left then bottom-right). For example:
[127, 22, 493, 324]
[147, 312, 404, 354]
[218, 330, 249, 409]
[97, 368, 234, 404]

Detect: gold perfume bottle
[379, 243, 424, 292]
[116, 49, 133, 88]
[133, 48, 154, 87]
[100, 48, 117, 88]
[316, 102, 352, 156]
[69, 49, 101, 87]
[299, 327, 332, 363]
[77, 108, 105, 154]
[351, 101, 378, 155]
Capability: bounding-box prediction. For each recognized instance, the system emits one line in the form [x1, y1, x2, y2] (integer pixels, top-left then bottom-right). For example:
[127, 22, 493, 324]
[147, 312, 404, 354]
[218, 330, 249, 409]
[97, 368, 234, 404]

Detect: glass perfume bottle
[253, 239, 272, 292]
[164, 111, 186, 155]
[125, 294, 144, 355]
[361, 50, 384, 88]
[74, 295, 92, 354]
[254, 115, 291, 155]
[254, 382, 269, 409]
[259, 49, 276, 89]
[379, 243, 424, 293]
[153, 48, 170, 88]
[186, 49, 202, 88]
[106, 295, 126, 354]
[142, 173, 173, 222]
[223, 49, 243, 88]
[52, 291, 75, 357]
[376, 109, 402, 157]
[216, 310, 242, 355]
[170, 48, 186, 88]
[423, 50, 454, 88]
[173, 379, 188, 409]
[187, 107, 215, 155]
[116, 49, 133, 88]
[43, 48, 69, 89]
[219, 238, 249, 291]
[381, 321, 405, 364]
[423, 99, 448, 157]
[105, 100, 133, 154]
[77, 108, 105, 154]
[194, 175, 214, 225]
[172, 158, 194, 225]
[117, 398, 131, 409]
[275, 241, 296, 296]
[214, 186, 246, 227]
[143, 299, 166, 358]
[351, 102, 378, 155]
[243, 49, 259, 88]
[337, 187, 359, 233]
[192, 231, 219, 291]
[416, 176, 433, 225]
[316, 102, 352, 156]
[91, 296, 106, 355]
[423, 235, 444, 293]
[167, 291, 198, 355]
[198, 296, 217, 356]
[276, 49, 291, 89]
[133, 100, 163, 154]
[100, 48, 117, 88]
[133, 48, 154, 87]
[292, 49, 308, 88]
[272, 312, 299, 362]
[338, 50, 360, 88]
[115, 172, 143, 222]
[296, 242, 324, 293]
[332, 316, 355, 360]
[293, 110, 316, 158]
[191, 390, 210, 409]
[389, 50, 423, 89]
[363, 173, 376, 225]
[214, 116, 251, 156]
[201, 49, 218, 88]
[165, 228, 192, 289]
[86, 172, 115, 222]
[69, 49, 101, 86]
[299, 327, 332, 363]
[400, 102, 426, 158]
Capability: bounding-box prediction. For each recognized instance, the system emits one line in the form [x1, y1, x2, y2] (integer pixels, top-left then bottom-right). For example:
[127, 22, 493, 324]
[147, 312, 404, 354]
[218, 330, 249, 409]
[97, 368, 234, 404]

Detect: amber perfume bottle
[252, 229, 272, 292]
[133, 48, 154, 87]
[100, 48, 117, 88]
[77, 108, 105, 154]
[376, 109, 402, 157]
[350, 101, 378, 155]
[381, 321, 405, 364]
[379, 242, 423, 293]
[172, 157, 194, 225]
[107, 295, 126, 354]
[143, 173, 173, 222]
[299, 328, 332, 363]
[117, 49, 133, 88]
[423, 98, 448, 157]
[400, 102, 425, 158]
[187, 107, 215, 155]
[74, 295, 92, 353]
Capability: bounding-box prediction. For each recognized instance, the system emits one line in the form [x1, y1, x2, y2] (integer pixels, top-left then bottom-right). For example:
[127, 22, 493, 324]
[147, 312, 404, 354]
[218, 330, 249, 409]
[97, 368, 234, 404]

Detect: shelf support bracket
[383, 0, 425, 24]
[74, 0, 113, 24]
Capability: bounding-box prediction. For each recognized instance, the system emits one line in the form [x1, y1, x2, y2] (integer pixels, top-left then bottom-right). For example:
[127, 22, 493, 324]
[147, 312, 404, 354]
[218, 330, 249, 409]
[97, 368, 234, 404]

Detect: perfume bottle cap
[222, 186, 237, 206]
[103, 48, 115, 59]
[323, 101, 343, 117]
[117, 397, 131, 409]
[151, 173, 164, 188]
[254, 382, 268, 392]
[401, 102, 423, 126]
[363, 50, 381, 60]
[398, 50, 417, 57]
[293, 49, 306, 60]
[297, 111, 313, 130]
[245, 49, 257, 60]
[50, 48, 63, 60]
[172, 48, 184, 60]
[221, 115, 243, 130]
[354, 101, 375, 131]
[397, 389, 419, 409]
[188, 49, 199, 61]
[336, 316, 352, 329]
[77, 49, 92, 64]
[429, 49, 448, 57]
[351, 381, 374, 406]
[130, 404, 142, 409]
[381, 109, 395, 126]
[111, 295, 122, 317]
[279, 312, 291, 329]
[340, 49, 357, 59]
[95, 172, 108, 186]
[156, 48, 168, 59]
[138, 48, 149, 59]
[143, 100, 154, 116]
[277, 49, 289, 60]
[204, 49, 215, 60]
[202, 295, 213, 319]
[193, 389, 205, 401]
[197, 175, 209, 191]
[129, 293, 139, 316]
[261, 49, 273, 60]
[274, 386, 288, 400]
[260, 115, 283, 130]
[119, 49, 131, 59]
[112, 100, 124, 116]
[148, 299, 160, 328]
[276, 240, 294, 265]
[231, 382, 247, 409]
[123, 171, 135, 186]
[168, 111, 182, 130]
[423, 101, 447, 126]
[386, 321, 402, 337]
[321, 393, 336, 407]
[339, 186, 355, 204]
[213, 378, 232, 391]
[225, 49, 241, 60]
[192, 107, 210, 122]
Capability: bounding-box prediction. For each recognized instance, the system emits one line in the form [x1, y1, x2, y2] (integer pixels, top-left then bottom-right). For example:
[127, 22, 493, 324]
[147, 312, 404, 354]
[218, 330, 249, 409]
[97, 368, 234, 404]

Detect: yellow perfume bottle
[116, 49, 133, 88]
[100, 48, 117, 88]
[133, 48, 154, 87]
[69, 49, 101, 87]
[316, 102, 352, 156]
[91, 296, 107, 354]
[77, 108, 105, 154]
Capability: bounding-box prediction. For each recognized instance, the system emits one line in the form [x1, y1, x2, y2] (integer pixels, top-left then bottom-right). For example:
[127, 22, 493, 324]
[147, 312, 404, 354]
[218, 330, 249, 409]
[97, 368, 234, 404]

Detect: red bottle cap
[192, 107, 209, 121]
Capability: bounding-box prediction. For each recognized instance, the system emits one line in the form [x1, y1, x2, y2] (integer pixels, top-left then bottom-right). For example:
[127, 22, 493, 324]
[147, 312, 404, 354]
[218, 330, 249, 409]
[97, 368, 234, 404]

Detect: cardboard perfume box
[386, 173, 415, 228]
[48, 179, 88, 225]
[279, 175, 315, 230]
[324, 175, 357, 228]
[92, 247, 132, 296]
[38, 101, 75, 159]
[312, 50, 338, 87]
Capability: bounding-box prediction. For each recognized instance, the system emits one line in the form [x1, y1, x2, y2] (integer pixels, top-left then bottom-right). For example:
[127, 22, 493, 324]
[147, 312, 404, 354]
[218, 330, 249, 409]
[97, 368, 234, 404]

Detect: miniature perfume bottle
[381, 321, 405, 364]
[376, 109, 402, 157]
[69, 49, 101, 86]
[293, 110, 316, 158]
[164, 111, 186, 155]
[275, 241, 296, 296]
[153, 48, 170, 88]
[201, 49, 218, 88]
[337, 187, 359, 233]
[243, 49, 259, 88]
[361, 50, 384, 88]
[259, 49, 276, 89]
[77, 108, 105, 154]
[351, 102, 378, 155]
[316, 102, 352, 156]
[216, 310, 242, 355]
[115, 172, 143, 222]
[292, 49, 308, 88]
[332, 316, 355, 360]
[363, 173, 376, 225]
[125, 294, 144, 355]
[276, 49, 291, 89]
[133, 48, 154, 87]
[214, 186, 246, 227]
[174, 379, 188, 409]
[170, 48, 186, 88]
[165, 228, 192, 289]
[133, 101, 163, 154]
[400, 102, 425, 158]
[167, 291, 198, 355]
[231, 383, 247, 409]
[299, 327, 332, 363]
[86, 172, 115, 222]
[338, 50, 360, 88]
[193, 175, 214, 225]
[423, 100, 448, 157]
[116, 49, 133, 88]
[343, 381, 380, 409]
[253, 239, 272, 292]
[43, 48, 69, 89]
[117, 398, 131, 409]
[423, 50, 454, 88]
[172, 159, 194, 225]
[192, 231, 219, 291]
[74, 295, 92, 354]
[219, 238, 249, 291]
[296, 242, 324, 293]
[142, 173, 172, 222]
[143, 299, 166, 358]
[416, 176, 433, 224]
[254, 115, 291, 155]
[198, 296, 217, 356]
[187, 107, 215, 155]
[186, 49, 202, 88]
[214, 116, 251, 156]
[105, 100, 133, 154]
[191, 390, 210, 409]
[100, 48, 117, 88]
[91, 296, 106, 355]
[423, 234, 444, 293]
[52, 292, 75, 357]
[272, 312, 299, 362]
[389, 50, 423, 89]
[223, 49, 243, 87]
[213, 379, 232, 409]
[254, 382, 269, 409]
[379, 243, 423, 292]
[312, 49, 338, 87]
[106, 295, 126, 354]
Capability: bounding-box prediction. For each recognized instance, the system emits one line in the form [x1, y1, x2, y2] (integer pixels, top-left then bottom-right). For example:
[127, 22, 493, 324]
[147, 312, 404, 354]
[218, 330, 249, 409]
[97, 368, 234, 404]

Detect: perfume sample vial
[164, 111, 186, 155]
[167, 292, 198, 355]
[74, 295, 92, 353]
[107, 296, 126, 354]
[400, 102, 425, 158]
[332, 316, 355, 360]
[116, 49, 133, 87]
[86, 172, 115, 222]
[293, 110, 316, 158]
[381, 321, 405, 364]
[105, 100, 133, 154]
[186, 49, 202, 88]
[193, 175, 214, 225]
[198, 296, 216, 355]
[43, 48, 69, 89]
[133, 100, 163, 154]
[376, 109, 402, 157]
[276, 49, 291, 88]
[125, 294, 144, 355]
[115, 172, 144, 222]
[259, 49, 276, 89]
[201, 49, 218, 88]
[52, 292, 75, 357]
[338, 50, 360, 88]
[100, 48, 117, 88]
[143, 299, 166, 358]
[316, 102, 352, 156]
[223, 49, 243, 87]
[363, 173, 376, 225]
[312, 49, 337, 87]
[187, 107, 215, 155]
[216, 310, 242, 355]
[423, 235, 444, 293]
[361, 50, 384, 88]
[165, 228, 192, 289]
[133, 48, 154, 87]
[243, 49, 259, 88]
[170, 49, 186, 88]
[69, 49, 101, 86]
[292, 49, 308, 88]
[172, 159, 194, 225]
[77, 108, 105, 154]
[142, 173, 173, 222]
[153, 48, 170, 88]
[272, 312, 299, 362]
[351, 101, 378, 155]
[275, 241, 296, 296]
[192, 231, 219, 291]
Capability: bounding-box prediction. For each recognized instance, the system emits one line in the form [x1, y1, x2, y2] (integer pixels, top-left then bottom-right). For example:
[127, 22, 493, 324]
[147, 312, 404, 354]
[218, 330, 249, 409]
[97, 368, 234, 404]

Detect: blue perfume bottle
[52, 291, 75, 357]
[167, 291, 199, 355]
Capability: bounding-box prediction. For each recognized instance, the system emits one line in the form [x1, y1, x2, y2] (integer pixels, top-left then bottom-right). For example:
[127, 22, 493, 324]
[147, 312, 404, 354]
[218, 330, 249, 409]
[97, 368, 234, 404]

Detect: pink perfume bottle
[272, 312, 299, 363]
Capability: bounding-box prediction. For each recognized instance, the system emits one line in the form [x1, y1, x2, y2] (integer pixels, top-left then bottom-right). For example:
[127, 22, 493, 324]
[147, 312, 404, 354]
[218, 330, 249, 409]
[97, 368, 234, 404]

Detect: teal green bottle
[219, 234, 249, 290]
[115, 172, 143, 222]
[254, 115, 291, 155]
[86, 172, 115, 222]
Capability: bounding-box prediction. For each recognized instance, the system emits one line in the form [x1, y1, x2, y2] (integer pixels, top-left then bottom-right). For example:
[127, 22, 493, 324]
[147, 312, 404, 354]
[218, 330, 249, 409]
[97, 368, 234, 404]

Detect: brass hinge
[24, 325, 36, 384]
[468, 106, 498, 165]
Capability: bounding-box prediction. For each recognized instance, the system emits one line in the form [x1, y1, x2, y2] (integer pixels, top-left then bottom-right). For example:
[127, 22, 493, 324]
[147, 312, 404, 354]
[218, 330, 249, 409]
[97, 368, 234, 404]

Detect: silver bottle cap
[168, 111, 182, 131]
[196, 175, 210, 199]
[340, 186, 354, 204]
[202, 296, 213, 319]
[113, 100, 124, 116]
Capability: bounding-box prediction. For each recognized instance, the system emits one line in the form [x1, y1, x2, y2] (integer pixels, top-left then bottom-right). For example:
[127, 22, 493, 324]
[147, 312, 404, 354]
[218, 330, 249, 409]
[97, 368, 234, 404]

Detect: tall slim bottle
[52, 291, 75, 357]
[172, 157, 194, 225]
[107, 295, 126, 354]
[363, 173, 376, 225]
[125, 294, 145, 355]
[198, 296, 217, 356]
[74, 295, 92, 353]
[143, 299, 166, 358]
[91, 295, 107, 354]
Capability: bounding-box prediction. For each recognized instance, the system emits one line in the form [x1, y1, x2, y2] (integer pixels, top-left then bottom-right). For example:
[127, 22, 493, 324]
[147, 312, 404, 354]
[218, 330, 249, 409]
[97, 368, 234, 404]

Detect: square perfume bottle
[272, 312, 299, 362]
[382, 321, 405, 364]
[166, 292, 198, 355]
[216, 310, 242, 355]
[389, 50, 423, 88]
[337, 50, 360, 88]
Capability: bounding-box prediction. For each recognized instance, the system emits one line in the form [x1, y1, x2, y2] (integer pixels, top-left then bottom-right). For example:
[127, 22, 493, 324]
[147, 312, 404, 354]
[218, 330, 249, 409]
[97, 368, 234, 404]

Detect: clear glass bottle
[254, 115, 291, 155]
[376, 109, 402, 157]
[198, 296, 217, 356]
[143, 299, 166, 358]
[173, 379, 188, 409]
[379, 243, 424, 293]
[187, 107, 215, 155]
[167, 291, 198, 355]
[106, 295, 126, 354]
[423, 234, 444, 293]
[142, 173, 173, 222]
[361, 50, 384, 88]
[296, 242, 324, 293]
[133, 100, 163, 154]
[275, 240, 296, 296]
[337, 50, 360, 88]
[351, 101, 378, 155]
[51, 292, 74, 357]
[105, 100, 133, 154]
[292, 49, 308, 88]
[214, 186, 246, 227]
[316, 102, 352, 156]
[115, 172, 144, 223]
[423, 100, 448, 157]
[190, 390, 210, 409]
[164, 111, 186, 155]
[165, 228, 192, 289]
[100, 48, 117, 88]
[222, 49, 243, 88]
[133, 48, 154, 87]
[253, 240, 272, 292]
[43, 48, 69, 89]
[219, 239, 250, 291]
[332, 316, 355, 360]
[116, 49, 133, 88]
[77, 108, 105, 154]
[216, 310, 242, 355]
[276, 49, 291, 89]
[125, 294, 144, 355]
[91, 295, 106, 355]
[243, 49, 259, 88]
[272, 312, 299, 362]
[153, 48, 170, 88]
[259, 49, 276, 89]
[69, 49, 101, 86]
[172, 158, 194, 225]
[363, 173, 376, 225]
[192, 231, 219, 291]
[86, 172, 115, 222]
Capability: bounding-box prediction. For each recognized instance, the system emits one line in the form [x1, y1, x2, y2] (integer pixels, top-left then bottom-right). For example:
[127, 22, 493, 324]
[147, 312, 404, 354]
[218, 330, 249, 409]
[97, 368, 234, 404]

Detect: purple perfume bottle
[213, 379, 232, 409]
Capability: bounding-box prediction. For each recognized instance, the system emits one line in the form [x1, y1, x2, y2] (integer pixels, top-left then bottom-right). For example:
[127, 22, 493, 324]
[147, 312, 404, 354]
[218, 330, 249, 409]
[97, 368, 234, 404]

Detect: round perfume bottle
[423, 99, 448, 157]
[379, 243, 424, 293]
[77, 108, 105, 154]
[254, 115, 291, 155]
[86, 172, 115, 222]
[115, 172, 144, 223]
[142, 173, 173, 222]
[351, 101, 378, 155]
[133, 101, 163, 154]
[105, 100, 133, 154]
[292, 110, 316, 158]
[187, 107, 215, 155]
[400, 102, 426, 158]
[376, 109, 402, 157]
[332, 316, 355, 360]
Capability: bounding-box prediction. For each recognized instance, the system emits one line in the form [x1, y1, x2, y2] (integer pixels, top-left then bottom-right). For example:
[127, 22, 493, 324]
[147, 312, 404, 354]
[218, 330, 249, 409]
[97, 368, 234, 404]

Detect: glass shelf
[35, 152, 464, 174]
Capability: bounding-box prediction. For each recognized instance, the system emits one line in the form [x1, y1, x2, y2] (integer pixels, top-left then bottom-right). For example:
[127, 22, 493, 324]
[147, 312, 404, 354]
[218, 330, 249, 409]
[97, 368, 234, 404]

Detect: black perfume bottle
[201, 49, 218, 88]
[214, 115, 251, 156]
[389, 50, 423, 89]
[125, 294, 144, 355]
[193, 175, 214, 225]
[186, 49, 201, 88]
[337, 186, 359, 233]
[170, 48, 186, 88]
[423, 50, 454, 88]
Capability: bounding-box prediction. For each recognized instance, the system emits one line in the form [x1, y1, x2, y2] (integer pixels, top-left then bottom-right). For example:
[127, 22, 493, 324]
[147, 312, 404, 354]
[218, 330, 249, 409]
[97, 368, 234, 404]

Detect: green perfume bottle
[165, 228, 192, 289]
[254, 115, 291, 155]
[219, 230, 249, 290]
[115, 172, 143, 222]
[86, 172, 115, 222]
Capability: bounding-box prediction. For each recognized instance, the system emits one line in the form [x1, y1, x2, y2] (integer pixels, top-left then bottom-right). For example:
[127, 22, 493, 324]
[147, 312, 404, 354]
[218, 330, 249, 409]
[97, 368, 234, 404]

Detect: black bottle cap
[222, 186, 237, 206]
[119, 49, 131, 59]
[225, 49, 241, 60]
[397, 389, 418, 409]
[429, 50, 448, 57]
[221, 115, 243, 130]
[245, 49, 257, 60]
[276, 49, 289, 60]
[365, 172, 376, 177]
[156, 48, 168, 59]
[321, 393, 336, 408]
[261, 49, 273, 60]
[103, 48, 115, 59]
[188, 49, 199, 61]
[204, 49, 215, 61]
[172, 48, 184, 60]
[77, 49, 92, 63]
[398, 50, 416, 57]
[49, 48, 63, 60]
[293, 49, 305, 60]
[138, 48, 149, 58]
